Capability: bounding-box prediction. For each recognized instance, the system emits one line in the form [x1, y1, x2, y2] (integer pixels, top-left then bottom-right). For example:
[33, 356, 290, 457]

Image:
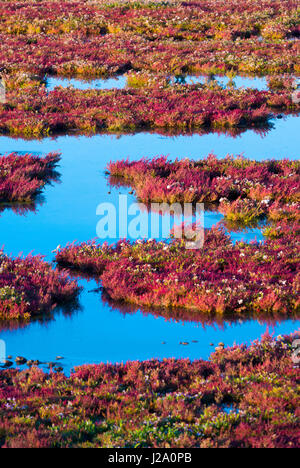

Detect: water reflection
[0, 297, 82, 333]
[101, 291, 299, 329]
[4, 122, 277, 141]
[0, 277, 298, 374]
[0, 151, 61, 217]
[0, 200, 40, 217]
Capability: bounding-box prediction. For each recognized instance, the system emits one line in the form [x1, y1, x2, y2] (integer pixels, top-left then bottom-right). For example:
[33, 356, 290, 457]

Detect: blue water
[0, 115, 299, 373]
[46, 74, 271, 92]
[174, 75, 269, 91]
[46, 75, 127, 91]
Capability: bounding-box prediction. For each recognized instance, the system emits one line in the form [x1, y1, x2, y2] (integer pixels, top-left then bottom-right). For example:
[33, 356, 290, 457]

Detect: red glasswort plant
[56, 222, 300, 318]
[1, 0, 298, 41]
[0, 332, 299, 448]
[0, 0, 299, 77]
[107, 154, 300, 226]
[0, 251, 80, 321]
[0, 83, 298, 137]
[0, 151, 60, 204]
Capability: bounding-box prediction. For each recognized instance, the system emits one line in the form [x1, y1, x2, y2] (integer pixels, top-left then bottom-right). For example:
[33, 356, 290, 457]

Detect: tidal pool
[0, 115, 299, 373]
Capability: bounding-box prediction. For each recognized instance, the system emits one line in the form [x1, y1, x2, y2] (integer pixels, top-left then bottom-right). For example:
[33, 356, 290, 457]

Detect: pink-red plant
[0, 1, 299, 77]
[0, 84, 298, 137]
[0, 251, 80, 321]
[0, 332, 299, 448]
[56, 221, 300, 317]
[107, 154, 300, 225]
[0, 151, 60, 204]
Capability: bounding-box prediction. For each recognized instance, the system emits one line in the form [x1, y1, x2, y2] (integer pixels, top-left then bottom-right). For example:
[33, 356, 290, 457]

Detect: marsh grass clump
[0, 151, 60, 205]
[0, 83, 298, 137]
[56, 221, 300, 317]
[107, 154, 300, 226]
[0, 251, 80, 321]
